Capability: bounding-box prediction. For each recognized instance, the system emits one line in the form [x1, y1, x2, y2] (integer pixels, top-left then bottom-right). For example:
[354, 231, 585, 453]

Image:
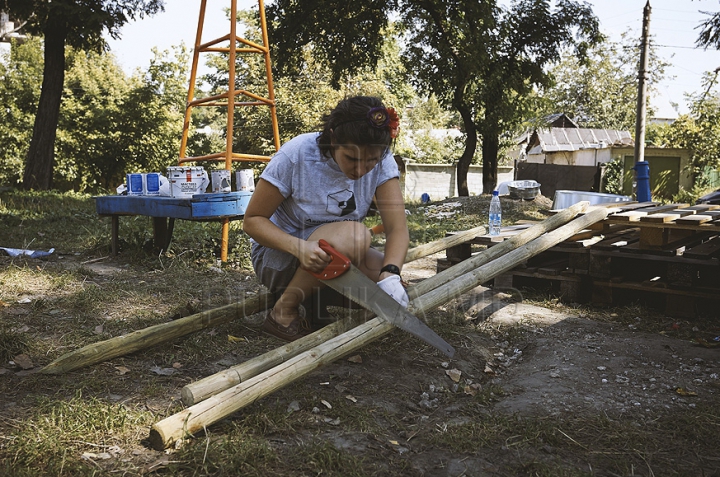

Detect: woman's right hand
[298, 240, 332, 274]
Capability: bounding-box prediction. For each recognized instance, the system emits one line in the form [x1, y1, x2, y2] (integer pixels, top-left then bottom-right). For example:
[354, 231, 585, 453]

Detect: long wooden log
[178, 202, 585, 406]
[40, 291, 275, 375]
[41, 223, 486, 376]
[409, 201, 589, 299]
[37, 226, 485, 376]
[149, 316, 394, 450]
[410, 207, 609, 314]
[404, 224, 487, 262]
[180, 315, 367, 405]
[149, 207, 608, 450]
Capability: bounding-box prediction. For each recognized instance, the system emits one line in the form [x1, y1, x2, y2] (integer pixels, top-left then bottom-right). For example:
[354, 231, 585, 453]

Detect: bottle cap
[492, 190, 499, 196]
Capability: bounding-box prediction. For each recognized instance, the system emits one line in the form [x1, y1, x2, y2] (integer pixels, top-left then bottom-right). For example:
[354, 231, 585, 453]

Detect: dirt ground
[405, 254, 719, 411]
[2, 247, 720, 476]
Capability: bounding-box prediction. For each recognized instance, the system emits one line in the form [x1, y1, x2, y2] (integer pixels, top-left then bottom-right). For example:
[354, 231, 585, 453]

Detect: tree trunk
[22, 22, 67, 190]
[455, 103, 477, 197]
[481, 127, 499, 194]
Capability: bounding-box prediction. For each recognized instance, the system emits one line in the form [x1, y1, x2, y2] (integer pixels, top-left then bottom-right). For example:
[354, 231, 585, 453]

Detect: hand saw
[309, 239, 455, 358]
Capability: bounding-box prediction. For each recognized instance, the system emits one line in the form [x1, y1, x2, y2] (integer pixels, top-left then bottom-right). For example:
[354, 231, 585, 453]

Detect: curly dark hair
[317, 96, 393, 157]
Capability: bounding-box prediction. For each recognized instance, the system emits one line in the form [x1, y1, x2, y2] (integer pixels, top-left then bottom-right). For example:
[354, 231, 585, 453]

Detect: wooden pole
[409, 201, 589, 299]
[404, 224, 487, 263]
[634, 0, 651, 167]
[149, 315, 393, 450]
[410, 207, 609, 314]
[149, 207, 609, 450]
[181, 315, 364, 405]
[179, 202, 585, 405]
[40, 291, 275, 375]
[38, 223, 488, 376]
[38, 202, 587, 377]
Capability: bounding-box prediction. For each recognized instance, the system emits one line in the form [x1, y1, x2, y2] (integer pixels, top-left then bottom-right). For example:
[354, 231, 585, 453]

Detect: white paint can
[235, 169, 255, 191]
[126, 173, 145, 195]
[211, 170, 232, 193]
[167, 166, 209, 197]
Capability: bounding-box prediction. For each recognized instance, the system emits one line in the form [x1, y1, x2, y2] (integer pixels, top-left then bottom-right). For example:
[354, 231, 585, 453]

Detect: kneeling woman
[243, 96, 409, 341]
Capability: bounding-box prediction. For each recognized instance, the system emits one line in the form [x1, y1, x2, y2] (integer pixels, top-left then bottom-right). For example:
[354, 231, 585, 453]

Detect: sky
[106, 0, 720, 119]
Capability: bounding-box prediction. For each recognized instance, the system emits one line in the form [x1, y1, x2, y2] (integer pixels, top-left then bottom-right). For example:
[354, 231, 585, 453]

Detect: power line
[654, 43, 712, 50]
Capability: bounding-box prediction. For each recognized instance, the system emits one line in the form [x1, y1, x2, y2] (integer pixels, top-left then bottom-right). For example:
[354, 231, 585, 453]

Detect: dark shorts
[250, 225, 321, 295]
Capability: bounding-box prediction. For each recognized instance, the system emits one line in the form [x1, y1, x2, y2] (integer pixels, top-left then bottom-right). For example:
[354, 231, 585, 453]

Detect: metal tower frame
[178, 0, 280, 261]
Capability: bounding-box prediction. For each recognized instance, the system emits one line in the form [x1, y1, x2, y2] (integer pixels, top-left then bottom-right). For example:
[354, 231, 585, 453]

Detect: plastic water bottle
[488, 190, 502, 236]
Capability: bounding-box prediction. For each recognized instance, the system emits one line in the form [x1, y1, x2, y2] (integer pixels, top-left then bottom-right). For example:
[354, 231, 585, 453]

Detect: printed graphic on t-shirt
[327, 189, 356, 217]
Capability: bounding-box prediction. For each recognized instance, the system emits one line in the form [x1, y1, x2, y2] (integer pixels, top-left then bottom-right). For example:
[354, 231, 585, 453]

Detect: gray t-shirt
[259, 132, 399, 237]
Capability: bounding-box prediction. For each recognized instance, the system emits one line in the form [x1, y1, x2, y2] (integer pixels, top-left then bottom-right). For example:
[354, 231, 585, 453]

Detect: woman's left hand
[377, 274, 409, 308]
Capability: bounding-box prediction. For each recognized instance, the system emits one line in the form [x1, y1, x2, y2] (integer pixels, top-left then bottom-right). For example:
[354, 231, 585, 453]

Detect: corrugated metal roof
[528, 128, 634, 153]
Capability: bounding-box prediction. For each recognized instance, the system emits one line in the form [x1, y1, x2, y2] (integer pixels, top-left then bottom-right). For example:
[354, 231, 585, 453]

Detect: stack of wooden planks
[439, 202, 720, 317]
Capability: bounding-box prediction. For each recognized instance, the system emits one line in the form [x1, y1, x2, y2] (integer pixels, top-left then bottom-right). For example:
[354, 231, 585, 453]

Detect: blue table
[94, 192, 252, 256]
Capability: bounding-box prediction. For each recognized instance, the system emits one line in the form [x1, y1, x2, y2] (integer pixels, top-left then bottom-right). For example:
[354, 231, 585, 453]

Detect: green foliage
[267, 0, 393, 88]
[204, 10, 414, 174]
[0, 37, 43, 186]
[405, 95, 456, 130]
[601, 157, 625, 195]
[646, 72, 720, 186]
[3, 0, 164, 52]
[696, 9, 720, 49]
[393, 96, 474, 164]
[396, 130, 467, 164]
[54, 47, 131, 191]
[537, 34, 669, 131]
[112, 46, 190, 185]
[402, 0, 603, 192]
[267, 0, 603, 194]
[0, 39, 190, 192]
[671, 184, 714, 205]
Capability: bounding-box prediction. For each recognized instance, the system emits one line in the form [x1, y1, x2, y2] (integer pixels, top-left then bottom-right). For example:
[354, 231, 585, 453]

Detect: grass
[0, 327, 28, 363]
[1, 189, 720, 476]
[1, 393, 155, 476]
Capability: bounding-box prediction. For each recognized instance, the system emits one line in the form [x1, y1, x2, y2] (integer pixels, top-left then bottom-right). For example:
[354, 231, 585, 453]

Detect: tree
[536, 33, 669, 131]
[0, 35, 191, 192]
[112, 46, 190, 188]
[392, 95, 469, 165]
[267, 0, 601, 195]
[202, 9, 412, 163]
[0, 37, 43, 186]
[54, 47, 131, 191]
[647, 72, 720, 190]
[1, 0, 163, 190]
[695, 1, 720, 49]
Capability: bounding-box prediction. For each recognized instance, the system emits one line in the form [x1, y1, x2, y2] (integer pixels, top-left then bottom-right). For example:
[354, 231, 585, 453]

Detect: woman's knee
[314, 222, 371, 263]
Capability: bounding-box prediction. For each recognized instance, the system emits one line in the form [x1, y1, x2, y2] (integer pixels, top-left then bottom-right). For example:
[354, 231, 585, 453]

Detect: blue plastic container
[633, 161, 651, 202]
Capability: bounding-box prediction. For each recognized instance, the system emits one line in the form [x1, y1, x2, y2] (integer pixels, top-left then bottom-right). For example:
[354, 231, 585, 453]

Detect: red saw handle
[309, 239, 351, 280]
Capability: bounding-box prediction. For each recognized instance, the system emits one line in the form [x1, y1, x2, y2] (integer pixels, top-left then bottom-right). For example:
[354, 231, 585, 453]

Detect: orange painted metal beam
[178, 0, 281, 261]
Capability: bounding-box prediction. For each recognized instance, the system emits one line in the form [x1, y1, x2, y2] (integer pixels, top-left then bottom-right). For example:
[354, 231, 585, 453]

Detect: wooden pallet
[439, 203, 720, 317]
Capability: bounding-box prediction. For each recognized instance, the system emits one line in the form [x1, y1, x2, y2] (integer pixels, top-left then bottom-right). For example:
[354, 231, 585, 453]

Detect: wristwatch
[380, 264, 401, 276]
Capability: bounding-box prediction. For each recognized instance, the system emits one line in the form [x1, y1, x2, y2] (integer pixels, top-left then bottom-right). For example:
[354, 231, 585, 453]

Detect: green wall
[622, 155, 681, 199]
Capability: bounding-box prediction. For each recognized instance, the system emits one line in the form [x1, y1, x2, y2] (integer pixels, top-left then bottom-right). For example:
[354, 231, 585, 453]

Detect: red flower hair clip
[367, 106, 401, 139]
[387, 108, 400, 139]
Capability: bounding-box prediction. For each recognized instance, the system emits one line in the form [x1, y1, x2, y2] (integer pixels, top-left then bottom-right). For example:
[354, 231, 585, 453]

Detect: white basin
[553, 190, 632, 209]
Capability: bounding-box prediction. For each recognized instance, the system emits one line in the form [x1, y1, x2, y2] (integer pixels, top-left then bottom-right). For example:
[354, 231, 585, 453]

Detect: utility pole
[634, 0, 652, 202]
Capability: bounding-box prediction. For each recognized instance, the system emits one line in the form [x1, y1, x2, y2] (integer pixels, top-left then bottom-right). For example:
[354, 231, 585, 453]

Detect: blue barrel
[634, 161, 651, 202]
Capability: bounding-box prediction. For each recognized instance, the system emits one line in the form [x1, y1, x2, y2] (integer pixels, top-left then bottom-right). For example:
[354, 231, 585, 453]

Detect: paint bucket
[167, 166, 209, 197]
[211, 170, 232, 193]
[145, 172, 161, 196]
[126, 173, 145, 195]
[235, 169, 255, 191]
